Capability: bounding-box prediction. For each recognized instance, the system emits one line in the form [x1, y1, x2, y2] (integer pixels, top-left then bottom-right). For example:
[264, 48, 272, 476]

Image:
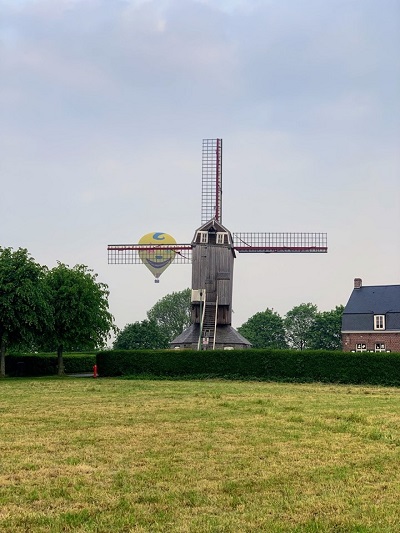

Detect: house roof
[192, 218, 233, 242]
[195, 218, 230, 234]
[191, 218, 235, 253]
[343, 285, 400, 314]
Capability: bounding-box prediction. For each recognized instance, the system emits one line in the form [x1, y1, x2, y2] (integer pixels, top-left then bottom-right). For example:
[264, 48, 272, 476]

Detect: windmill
[108, 139, 328, 350]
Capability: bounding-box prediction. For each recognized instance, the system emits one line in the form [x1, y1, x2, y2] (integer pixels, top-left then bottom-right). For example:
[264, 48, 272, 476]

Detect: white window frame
[216, 232, 226, 244]
[355, 343, 367, 352]
[375, 343, 386, 352]
[198, 231, 208, 244]
[374, 315, 385, 330]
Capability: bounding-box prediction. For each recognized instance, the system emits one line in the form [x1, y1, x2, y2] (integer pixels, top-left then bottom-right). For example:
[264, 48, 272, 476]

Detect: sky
[1, 0, 399, 336]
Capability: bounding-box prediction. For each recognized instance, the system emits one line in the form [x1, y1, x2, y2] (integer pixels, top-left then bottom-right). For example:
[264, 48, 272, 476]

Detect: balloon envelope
[138, 232, 177, 281]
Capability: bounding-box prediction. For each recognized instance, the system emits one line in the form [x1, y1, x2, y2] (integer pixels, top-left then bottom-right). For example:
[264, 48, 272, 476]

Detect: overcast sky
[1, 0, 399, 334]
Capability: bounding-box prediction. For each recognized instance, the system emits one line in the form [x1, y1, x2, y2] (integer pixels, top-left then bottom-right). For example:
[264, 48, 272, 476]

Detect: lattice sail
[233, 232, 327, 253]
[108, 244, 192, 264]
[107, 233, 327, 265]
[201, 138, 222, 224]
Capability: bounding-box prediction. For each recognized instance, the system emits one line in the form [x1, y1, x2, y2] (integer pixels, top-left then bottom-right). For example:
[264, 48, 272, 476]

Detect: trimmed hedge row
[96, 349, 400, 386]
[5, 353, 96, 377]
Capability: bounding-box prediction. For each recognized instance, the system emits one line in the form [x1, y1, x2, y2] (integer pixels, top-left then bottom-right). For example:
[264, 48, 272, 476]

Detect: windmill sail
[201, 138, 222, 224]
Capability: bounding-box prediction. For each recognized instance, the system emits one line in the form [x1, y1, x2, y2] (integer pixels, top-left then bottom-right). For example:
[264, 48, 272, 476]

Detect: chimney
[354, 278, 362, 289]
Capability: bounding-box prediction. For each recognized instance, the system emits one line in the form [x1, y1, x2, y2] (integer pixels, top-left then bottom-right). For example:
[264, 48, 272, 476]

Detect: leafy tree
[284, 303, 318, 350]
[113, 319, 168, 349]
[147, 288, 191, 343]
[309, 305, 344, 350]
[238, 309, 287, 349]
[0, 248, 52, 377]
[41, 263, 116, 375]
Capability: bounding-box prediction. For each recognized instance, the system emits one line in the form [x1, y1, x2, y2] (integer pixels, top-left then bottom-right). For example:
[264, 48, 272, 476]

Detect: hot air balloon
[138, 232, 177, 283]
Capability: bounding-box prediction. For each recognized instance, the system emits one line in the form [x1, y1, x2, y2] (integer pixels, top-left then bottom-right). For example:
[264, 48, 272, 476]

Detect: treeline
[0, 247, 115, 376]
[113, 289, 192, 349]
[114, 291, 344, 351]
[238, 304, 344, 350]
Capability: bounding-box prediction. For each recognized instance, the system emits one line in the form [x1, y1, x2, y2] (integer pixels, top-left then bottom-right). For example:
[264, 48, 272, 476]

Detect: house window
[375, 343, 386, 352]
[374, 315, 385, 330]
[199, 231, 208, 244]
[216, 232, 226, 244]
[356, 343, 367, 352]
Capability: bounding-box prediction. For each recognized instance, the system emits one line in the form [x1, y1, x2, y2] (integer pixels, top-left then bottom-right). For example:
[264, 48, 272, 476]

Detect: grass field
[0, 378, 399, 532]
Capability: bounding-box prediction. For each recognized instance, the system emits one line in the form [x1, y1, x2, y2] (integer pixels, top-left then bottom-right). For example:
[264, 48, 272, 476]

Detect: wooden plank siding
[191, 244, 234, 325]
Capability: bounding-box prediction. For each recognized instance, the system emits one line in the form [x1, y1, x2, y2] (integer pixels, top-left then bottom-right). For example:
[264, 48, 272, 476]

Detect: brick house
[342, 278, 400, 353]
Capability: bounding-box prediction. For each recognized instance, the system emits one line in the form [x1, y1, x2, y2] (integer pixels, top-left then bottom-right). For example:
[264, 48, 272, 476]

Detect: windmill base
[170, 324, 251, 350]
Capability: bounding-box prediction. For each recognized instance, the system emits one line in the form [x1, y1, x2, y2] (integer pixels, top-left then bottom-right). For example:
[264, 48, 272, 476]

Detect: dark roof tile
[343, 285, 400, 314]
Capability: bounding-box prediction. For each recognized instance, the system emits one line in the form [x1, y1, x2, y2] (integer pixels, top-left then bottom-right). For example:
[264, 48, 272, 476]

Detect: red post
[93, 364, 98, 378]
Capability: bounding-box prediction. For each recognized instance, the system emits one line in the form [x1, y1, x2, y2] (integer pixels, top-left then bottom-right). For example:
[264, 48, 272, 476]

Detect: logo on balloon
[138, 233, 177, 282]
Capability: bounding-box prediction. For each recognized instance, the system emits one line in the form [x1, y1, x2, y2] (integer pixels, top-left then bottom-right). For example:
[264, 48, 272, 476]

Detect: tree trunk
[0, 336, 6, 378]
[57, 344, 64, 376]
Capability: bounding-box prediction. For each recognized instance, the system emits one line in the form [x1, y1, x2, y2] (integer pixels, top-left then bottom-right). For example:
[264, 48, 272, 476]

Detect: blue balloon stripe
[146, 258, 172, 269]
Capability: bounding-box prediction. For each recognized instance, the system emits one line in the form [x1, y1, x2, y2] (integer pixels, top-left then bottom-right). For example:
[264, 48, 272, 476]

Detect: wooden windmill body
[108, 139, 328, 350]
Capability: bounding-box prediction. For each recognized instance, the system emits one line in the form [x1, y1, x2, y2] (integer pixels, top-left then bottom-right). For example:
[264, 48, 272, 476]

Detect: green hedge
[96, 349, 400, 386]
[5, 353, 96, 377]
[63, 354, 96, 374]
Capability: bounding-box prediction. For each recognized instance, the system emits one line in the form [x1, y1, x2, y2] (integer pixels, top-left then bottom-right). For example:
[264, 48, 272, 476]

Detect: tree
[147, 288, 191, 343]
[238, 309, 287, 349]
[113, 319, 168, 349]
[0, 248, 52, 377]
[42, 263, 116, 375]
[309, 305, 344, 350]
[284, 303, 318, 350]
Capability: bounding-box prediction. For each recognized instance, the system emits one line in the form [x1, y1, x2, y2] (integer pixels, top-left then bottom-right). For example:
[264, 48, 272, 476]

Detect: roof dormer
[192, 219, 233, 247]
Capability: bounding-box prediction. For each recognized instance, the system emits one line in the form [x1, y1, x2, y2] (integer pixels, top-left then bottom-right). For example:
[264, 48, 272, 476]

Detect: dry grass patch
[0, 378, 399, 532]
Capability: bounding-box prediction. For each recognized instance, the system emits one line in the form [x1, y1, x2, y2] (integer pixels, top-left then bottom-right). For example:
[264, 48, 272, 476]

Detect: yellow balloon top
[138, 232, 177, 281]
